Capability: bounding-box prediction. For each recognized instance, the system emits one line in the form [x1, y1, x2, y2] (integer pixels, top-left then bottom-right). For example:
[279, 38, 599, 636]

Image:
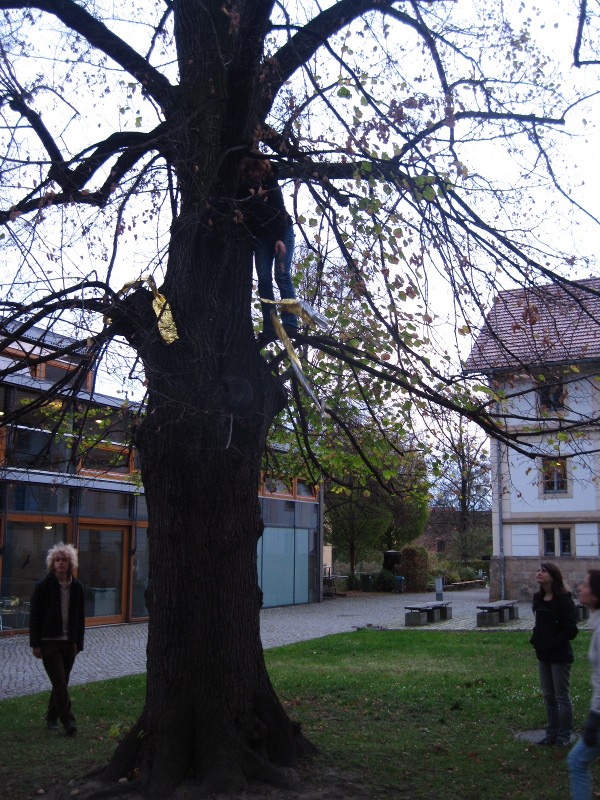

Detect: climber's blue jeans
[254, 224, 297, 334]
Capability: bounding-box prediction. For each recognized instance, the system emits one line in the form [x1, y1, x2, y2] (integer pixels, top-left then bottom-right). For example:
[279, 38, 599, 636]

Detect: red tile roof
[465, 277, 600, 373]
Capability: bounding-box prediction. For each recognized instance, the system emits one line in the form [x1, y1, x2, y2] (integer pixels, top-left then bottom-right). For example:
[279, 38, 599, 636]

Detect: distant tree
[326, 485, 391, 575]
[429, 418, 491, 560]
[376, 466, 430, 553]
[323, 422, 429, 571]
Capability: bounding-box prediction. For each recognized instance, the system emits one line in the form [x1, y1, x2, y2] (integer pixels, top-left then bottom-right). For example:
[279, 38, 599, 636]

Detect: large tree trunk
[94, 3, 318, 791]
[100, 217, 315, 798]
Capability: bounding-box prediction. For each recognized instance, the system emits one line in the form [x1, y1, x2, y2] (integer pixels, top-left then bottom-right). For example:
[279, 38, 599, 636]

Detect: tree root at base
[88, 703, 318, 799]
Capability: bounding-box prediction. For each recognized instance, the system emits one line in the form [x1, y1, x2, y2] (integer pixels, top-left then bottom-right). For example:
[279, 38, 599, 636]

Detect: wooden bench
[404, 601, 452, 627]
[476, 600, 519, 627]
[444, 579, 486, 591]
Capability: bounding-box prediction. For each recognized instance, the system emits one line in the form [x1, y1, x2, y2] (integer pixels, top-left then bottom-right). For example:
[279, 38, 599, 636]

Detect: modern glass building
[0, 333, 322, 633]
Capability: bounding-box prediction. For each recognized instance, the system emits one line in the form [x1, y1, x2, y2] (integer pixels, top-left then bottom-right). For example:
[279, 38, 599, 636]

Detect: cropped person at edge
[236, 153, 298, 346]
[29, 542, 85, 736]
[568, 570, 600, 800]
[530, 561, 578, 747]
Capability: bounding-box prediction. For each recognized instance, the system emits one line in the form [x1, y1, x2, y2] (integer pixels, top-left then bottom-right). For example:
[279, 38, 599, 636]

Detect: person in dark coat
[530, 561, 578, 746]
[29, 542, 85, 735]
[236, 154, 298, 345]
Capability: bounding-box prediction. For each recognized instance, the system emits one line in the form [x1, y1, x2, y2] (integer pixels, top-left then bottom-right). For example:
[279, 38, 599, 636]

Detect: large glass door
[1, 520, 67, 631]
[258, 527, 312, 607]
[78, 527, 126, 621]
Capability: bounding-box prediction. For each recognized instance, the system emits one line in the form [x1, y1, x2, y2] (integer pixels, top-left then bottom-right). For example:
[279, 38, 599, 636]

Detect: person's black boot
[536, 736, 556, 746]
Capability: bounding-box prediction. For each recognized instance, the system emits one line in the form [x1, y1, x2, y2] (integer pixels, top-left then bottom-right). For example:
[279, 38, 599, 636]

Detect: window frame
[6, 424, 72, 472]
[77, 442, 135, 478]
[542, 526, 573, 558]
[32, 358, 93, 392]
[537, 379, 565, 413]
[540, 457, 571, 497]
[259, 476, 319, 502]
[262, 476, 294, 498]
[294, 479, 318, 500]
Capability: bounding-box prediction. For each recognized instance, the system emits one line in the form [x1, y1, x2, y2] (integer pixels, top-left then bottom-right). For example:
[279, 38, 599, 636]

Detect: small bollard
[435, 575, 443, 602]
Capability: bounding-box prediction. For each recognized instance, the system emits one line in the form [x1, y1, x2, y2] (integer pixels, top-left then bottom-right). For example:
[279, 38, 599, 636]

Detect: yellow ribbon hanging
[111, 275, 179, 345]
[259, 296, 328, 414]
[270, 312, 324, 415]
[115, 278, 144, 298]
[145, 276, 179, 345]
[259, 297, 329, 331]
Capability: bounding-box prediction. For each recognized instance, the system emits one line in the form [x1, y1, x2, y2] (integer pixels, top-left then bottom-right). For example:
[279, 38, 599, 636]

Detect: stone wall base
[488, 556, 600, 601]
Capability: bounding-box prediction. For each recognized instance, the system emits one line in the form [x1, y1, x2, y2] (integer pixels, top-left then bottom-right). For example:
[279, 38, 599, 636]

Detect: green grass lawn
[1, 629, 598, 799]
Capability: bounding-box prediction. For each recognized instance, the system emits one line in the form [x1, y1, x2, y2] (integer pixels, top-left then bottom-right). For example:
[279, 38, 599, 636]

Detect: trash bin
[359, 573, 374, 592]
[394, 575, 405, 593]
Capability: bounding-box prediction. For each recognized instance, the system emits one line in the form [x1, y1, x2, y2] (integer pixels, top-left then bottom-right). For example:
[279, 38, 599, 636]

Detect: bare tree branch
[0, 0, 175, 106]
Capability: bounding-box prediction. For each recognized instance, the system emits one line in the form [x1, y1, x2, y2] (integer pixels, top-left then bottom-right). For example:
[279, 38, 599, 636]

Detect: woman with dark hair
[236, 154, 298, 346]
[530, 561, 578, 747]
[568, 570, 600, 800]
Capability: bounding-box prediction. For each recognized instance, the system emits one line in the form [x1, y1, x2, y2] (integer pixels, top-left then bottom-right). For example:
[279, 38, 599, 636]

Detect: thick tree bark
[98, 213, 316, 797]
[13, 1, 319, 794]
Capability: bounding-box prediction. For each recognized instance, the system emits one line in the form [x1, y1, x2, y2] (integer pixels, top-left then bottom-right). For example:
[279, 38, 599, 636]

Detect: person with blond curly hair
[29, 542, 85, 735]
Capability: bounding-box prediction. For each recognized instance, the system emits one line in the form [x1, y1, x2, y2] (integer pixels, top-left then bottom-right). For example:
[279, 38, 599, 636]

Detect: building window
[7, 426, 71, 472]
[78, 444, 133, 476]
[43, 362, 78, 385]
[78, 404, 132, 444]
[7, 483, 70, 514]
[12, 390, 66, 429]
[30, 359, 93, 392]
[543, 527, 572, 557]
[538, 380, 565, 412]
[542, 458, 568, 493]
[263, 477, 293, 496]
[295, 479, 316, 499]
[79, 489, 132, 519]
[559, 528, 572, 556]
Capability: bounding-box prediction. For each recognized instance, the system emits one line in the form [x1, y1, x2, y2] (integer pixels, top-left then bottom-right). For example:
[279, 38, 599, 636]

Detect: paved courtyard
[0, 588, 538, 699]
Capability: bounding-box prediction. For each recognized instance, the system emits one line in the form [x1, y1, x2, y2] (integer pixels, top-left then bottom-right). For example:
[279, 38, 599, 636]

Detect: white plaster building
[466, 278, 600, 599]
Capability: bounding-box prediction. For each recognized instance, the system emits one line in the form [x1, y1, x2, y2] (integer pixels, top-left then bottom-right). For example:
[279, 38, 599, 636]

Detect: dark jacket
[29, 572, 85, 652]
[235, 172, 292, 244]
[530, 591, 578, 664]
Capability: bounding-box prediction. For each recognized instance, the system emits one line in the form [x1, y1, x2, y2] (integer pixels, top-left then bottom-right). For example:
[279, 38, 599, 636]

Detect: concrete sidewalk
[0, 588, 537, 700]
